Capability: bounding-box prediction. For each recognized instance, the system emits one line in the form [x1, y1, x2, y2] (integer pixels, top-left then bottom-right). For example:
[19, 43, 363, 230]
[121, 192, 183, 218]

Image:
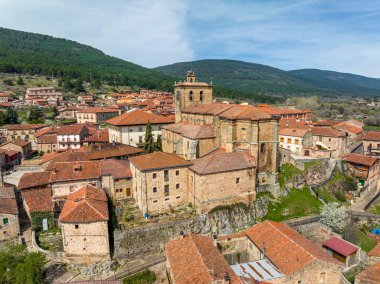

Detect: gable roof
[166, 233, 235, 284]
[18, 171, 52, 190]
[106, 109, 174, 126]
[245, 220, 341, 276]
[279, 128, 310, 138]
[77, 143, 142, 160]
[129, 152, 192, 171]
[77, 107, 119, 114]
[363, 131, 380, 141]
[334, 122, 362, 135]
[162, 122, 215, 139]
[0, 186, 18, 215]
[59, 185, 108, 223]
[57, 124, 88, 135]
[100, 159, 132, 179]
[83, 128, 109, 143]
[310, 127, 346, 137]
[323, 237, 358, 257]
[22, 187, 54, 213]
[343, 153, 378, 167]
[190, 151, 256, 175]
[49, 161, 101, 182]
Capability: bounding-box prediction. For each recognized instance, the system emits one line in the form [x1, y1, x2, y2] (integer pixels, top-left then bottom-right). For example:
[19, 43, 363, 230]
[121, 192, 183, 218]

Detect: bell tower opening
[186, 71, 196, 83]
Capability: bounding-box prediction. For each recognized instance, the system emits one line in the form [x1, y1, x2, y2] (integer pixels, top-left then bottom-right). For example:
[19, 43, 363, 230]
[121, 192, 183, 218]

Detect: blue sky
[1, 0, 380, 77]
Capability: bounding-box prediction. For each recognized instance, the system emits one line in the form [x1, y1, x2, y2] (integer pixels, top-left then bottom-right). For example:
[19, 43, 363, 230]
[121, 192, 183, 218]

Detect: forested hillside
[155, 59, 380, 97]
[0, 27, 175, 91]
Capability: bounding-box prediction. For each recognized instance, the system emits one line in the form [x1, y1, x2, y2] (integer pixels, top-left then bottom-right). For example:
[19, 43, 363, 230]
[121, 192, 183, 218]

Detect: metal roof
[231, 259, 284, 281]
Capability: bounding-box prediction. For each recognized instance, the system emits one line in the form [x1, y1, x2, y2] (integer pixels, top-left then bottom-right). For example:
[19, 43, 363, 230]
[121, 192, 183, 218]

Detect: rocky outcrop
[113, 197, 269, 260]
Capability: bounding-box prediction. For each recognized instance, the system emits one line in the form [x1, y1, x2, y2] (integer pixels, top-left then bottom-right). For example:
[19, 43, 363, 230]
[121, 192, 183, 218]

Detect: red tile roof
[77, 107, 119, 114]
[162, 122, 215, 139]
[100, 159, 132, 179]
[313, 120, 340, 126]
[57, 124, 89, 135]
[22, 187, 54, 213]
[83, 128, 109, 143]
[245, 220, 341, 276]
[166, 233, 235, 284]
[5, 124, 47, 131]
[368, 242, 380, 257]
[310, 127, 346, 137]
[106, 109, 174, 126]
[334, 122, 362, 135]
[49, 161, 101, 182]
[59, 185, 108, 223]
[129, 151, 192, 171]
[279, 118, 311, 130]
[190, 151, 256, 175]
[279, 128, 310, 137]
[343, 153, 378, 167]
[323, 237, 358, 257]
[0, 186, 18, 215]
[37, 134, 57, 144]
[258, 104, 312, 116]
[356, 263, 380, 283]
[363, 131, 380, 141]
[18, 171, 52, 190]
[77, 143, 142, 160]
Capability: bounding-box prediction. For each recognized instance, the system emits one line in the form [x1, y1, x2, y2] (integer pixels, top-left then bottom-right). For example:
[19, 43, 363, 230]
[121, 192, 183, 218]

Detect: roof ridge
[189, 234, 213, 280]
[200, 154, 217, 174]
[85, 198, 107, 220]
[266, 221, 317, 262]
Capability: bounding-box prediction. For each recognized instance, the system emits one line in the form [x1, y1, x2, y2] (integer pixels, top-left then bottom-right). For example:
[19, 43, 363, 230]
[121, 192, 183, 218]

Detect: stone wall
[113, 198, 268, 260]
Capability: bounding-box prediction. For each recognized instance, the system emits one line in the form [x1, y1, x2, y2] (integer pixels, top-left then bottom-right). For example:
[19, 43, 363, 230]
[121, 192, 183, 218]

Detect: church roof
[162, 122, 215, 139]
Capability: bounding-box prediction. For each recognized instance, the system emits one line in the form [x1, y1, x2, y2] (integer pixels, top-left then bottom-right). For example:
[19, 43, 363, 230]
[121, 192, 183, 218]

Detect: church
[162, 71, 280, 193]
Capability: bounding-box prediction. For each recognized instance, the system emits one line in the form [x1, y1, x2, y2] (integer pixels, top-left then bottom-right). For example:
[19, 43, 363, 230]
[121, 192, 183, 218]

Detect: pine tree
[143, 121, 155, 154]
[154, 134, 162, 151]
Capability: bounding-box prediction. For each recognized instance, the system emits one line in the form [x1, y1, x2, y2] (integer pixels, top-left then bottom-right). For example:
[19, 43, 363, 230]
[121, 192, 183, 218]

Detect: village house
[57, 125, 90, 151]
[76, 107, 119, 124]
[107, 109, 174, 147]
[343, 153, 380, 189]
[363, 131, 380, 156]
[218, 220, 343, 283]
[78, 94, 94, 106]
[0, 93, 9, 103]
[0, 140, 32, 159]
[166, 233, 236, 284]
[59, 185, 110, 262]
[129, 152, 192, 215]
[258, 104, 313, 121]
[83, 128, 109, 146]
[162, 71, 280, 192]
[355, 263, 380, 284]
[0, 148, 22, 169]
[279, 128, 312, 155]
[334, 121, 363, 145]
[322, 236, 361, 268]
[305, 127, 348, 158]
[35, 126, 60, 153]
[189, 150, 257, 214]
[0, 186, 20, 241]
[75, 143, 143, 161]
[3, 124, 47, 142]
[25, 87, 63, 105]
[57, 107, 82, 120]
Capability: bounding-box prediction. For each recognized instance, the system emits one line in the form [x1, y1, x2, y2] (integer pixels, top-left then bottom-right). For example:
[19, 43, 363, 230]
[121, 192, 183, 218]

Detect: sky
[1, 0, 380, 77]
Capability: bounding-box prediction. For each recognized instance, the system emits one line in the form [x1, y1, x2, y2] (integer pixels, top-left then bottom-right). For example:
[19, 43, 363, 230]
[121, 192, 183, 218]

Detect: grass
[123, 270, 156, 284]
[343, 226, 377, 253]
[256, 191, 274, 199]
[368, 199, 380, 214]
[264, 187, 322, 222]
[363, 125, 380, 131]
[303, 160, 323, 171]
[278, 163, 303, 188]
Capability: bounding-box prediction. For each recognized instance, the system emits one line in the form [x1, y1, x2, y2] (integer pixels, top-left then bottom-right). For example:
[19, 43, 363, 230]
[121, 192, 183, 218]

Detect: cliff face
[113, 198, 269, 259]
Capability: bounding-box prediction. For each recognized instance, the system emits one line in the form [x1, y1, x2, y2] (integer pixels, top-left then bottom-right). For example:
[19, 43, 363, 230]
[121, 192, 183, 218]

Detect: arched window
[189, 91, 193, 101]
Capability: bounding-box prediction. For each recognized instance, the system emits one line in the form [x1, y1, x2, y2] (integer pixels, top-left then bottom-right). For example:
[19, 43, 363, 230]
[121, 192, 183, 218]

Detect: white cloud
[0, 0, 194, 67]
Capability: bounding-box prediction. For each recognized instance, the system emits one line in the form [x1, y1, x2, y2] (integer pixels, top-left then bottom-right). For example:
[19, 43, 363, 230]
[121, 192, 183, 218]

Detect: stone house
[189, 151, 257, 214]
[59, 185, 110, 262]
[0, 140, 32, 159]
[57, 125, 90, 151]
[129, 152, 192, 215]
[25, 87, 63, 105]
[57, 107, 81, 119]
[166, 233, 236, 284]
[76, 107, 119, 124]
[334, 121, 363, 146]
[162, 72, 280, 193]
[0, 148, 22, 169]
[343, 153, 380, 188]
[83, 128, 109, 146]
[34, 126, 60, 153]
[0, 186, 20, 241]
[218, 220, 343, 284]
[363, 131, 380, 156]
[306, 127, 348, 158]
[322, 236, 361, 268]
[107, 109, 174, 147]
[3, 124, 47, 142]
[279, 128, 312, 155]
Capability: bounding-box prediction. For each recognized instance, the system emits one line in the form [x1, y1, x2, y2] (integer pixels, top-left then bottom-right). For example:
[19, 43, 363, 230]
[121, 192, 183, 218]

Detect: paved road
[349, 181, 380, 212]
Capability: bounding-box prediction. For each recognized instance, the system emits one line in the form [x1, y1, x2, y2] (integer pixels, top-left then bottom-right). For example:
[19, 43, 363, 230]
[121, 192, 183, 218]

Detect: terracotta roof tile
[5, 124, 47, 131]
[279, 128, 310, 137]
[343, 153, 378, 167]
[190, 151, 256, 175]
[313, 120, 340, 126]
[368, 242, 380, 257]
[363, 131, 380, 141]
[45, 151, 89, 171]
[106, 109, 174, 126]
[83, 129, 109, 143]
[57, 125, 89, 135]
[162, 122, 215, 139]
[334, 122, 362, 135]
[310, 127, 346, 137]
[100, 159, 132, 179]
[279, 118, 311, 130]
[59, 185, 108, 223]
[0, 186, 18, 215]
[258, 104, 312, 116]
[77, 143, 142, 160]
[18, 171, 52, 190]
[356, 263, 380, 283]
[37, 133, 57, 144]
[49, 161, 101, 182]
[129, 152, 192, 171]
[22, 187, 53, 213]
[166, 233, 235, 283]
[245, 220, 341, 276]
[77, 107, 119, 114]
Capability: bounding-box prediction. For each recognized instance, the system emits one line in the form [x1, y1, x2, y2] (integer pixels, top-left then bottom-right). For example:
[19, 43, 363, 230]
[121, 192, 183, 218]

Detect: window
[164, 185, 169, 196]
[298, 281, 302, 284]
[165, 198, 169, 201]
[152, 173, 157, 179]
[189, 91, 193, 101]
[319, 272, 326, 283]
[139, 136, 143, 143]
[164, 170, 169, 182]
[176, 196, 180, 199]
[260, 143, 266, 153]
[129, 128, 133, 132]
[176, 183, 180, 189]
[138, 127, 143, 132]
[3, 218, 9, 225]
[176, 170, 180, 176]
[153, 200, 158, 203]
[236, 178, 240, 184]
[75, 224, 79, 229]
[153, 187, 157, 193]
[287, 138, 292, 143]
[294, 139, 299, 144]
[200, 91, 203, 101]
[329, 138, 332, 142]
